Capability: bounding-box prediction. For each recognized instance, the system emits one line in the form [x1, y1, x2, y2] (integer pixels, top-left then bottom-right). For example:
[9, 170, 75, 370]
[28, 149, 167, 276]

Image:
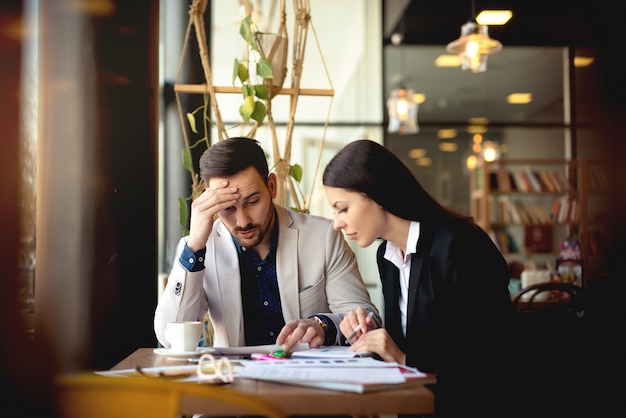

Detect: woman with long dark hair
[323, 139, 515, 417]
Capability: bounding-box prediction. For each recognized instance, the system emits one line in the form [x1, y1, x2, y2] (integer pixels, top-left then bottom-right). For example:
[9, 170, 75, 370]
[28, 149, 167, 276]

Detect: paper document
[243, 357, 397, 368]
[212, 343, 309, 356]
[96, 356, 435, 393]
[236, 358, 435, 393]
[291, 345, 377, 359]
[238, 360, 407, 384]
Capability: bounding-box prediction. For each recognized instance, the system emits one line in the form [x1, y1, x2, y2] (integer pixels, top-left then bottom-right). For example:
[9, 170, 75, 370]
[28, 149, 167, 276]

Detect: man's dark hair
[199, 137, 269, 183]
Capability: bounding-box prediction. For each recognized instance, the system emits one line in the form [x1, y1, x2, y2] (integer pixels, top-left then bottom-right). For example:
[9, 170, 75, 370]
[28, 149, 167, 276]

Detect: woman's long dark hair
[323, 139, 468, 223]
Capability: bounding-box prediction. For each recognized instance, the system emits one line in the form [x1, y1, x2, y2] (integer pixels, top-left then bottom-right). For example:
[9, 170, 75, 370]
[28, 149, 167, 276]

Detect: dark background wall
[87, 0, 160, 369]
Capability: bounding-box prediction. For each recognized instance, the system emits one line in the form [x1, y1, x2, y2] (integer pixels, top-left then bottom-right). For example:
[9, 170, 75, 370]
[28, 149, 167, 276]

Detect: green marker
[269, 348, 288, 358]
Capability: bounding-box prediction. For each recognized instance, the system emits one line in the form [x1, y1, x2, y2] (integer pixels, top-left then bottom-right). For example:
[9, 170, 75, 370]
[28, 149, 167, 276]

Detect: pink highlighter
[251, 353, 288, 361]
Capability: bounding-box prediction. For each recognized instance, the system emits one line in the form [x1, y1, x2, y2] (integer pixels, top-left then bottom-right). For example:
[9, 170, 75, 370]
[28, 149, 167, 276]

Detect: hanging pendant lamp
[387, 86, 419, 134]
[446, 20, 502, 73]
[446, 0, 503, 73]
[387, 17, 419, 135]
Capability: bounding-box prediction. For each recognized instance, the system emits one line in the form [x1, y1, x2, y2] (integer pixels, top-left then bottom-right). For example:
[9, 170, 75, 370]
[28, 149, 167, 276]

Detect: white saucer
[153, 347, 215, 360]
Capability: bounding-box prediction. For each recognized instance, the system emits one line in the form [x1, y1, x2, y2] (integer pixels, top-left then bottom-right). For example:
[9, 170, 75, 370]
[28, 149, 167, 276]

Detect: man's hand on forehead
[207, 179, 229, 190]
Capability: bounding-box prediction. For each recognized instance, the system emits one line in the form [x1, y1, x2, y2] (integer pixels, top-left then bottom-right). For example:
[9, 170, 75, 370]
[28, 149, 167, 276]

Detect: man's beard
[235, 224, 263, 247]
[234, 207, 274, 248]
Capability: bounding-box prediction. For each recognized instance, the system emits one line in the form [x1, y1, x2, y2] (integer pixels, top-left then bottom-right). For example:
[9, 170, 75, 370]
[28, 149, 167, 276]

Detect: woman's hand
[347, 328, 406, 365]
[339, 307, 378, 343]
[340, 307, 405, 364]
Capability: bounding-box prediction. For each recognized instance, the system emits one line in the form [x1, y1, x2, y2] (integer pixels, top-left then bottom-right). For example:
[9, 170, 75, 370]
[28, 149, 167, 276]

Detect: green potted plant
[175, 0, 331, 232]
[178, 12, 303, 233]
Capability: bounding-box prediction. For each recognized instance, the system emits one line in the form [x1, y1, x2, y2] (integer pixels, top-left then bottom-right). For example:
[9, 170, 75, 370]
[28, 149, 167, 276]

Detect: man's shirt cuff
[179, 243, 206, 272]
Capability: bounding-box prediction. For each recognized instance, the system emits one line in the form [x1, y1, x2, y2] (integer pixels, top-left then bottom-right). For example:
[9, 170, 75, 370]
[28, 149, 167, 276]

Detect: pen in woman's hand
[346, 311, 375, 341]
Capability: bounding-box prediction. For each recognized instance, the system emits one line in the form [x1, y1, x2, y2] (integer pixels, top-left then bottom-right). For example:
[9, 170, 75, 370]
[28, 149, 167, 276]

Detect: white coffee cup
[164, 321, 202, 352]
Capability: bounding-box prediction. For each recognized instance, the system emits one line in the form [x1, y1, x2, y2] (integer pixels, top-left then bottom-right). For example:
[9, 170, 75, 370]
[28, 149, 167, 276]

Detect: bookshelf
[470, 158, 595, 287]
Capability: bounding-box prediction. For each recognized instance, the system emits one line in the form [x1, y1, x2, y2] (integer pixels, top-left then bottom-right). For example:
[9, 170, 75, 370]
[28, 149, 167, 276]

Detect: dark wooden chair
[512, 281, 586, 322]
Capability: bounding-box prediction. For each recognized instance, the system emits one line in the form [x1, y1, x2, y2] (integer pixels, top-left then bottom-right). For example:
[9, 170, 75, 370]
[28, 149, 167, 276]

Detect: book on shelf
[567, 198, 579, 223]
[526, 204, 551, 224]
[550, 198, 561, 222]
[514, 170, 533, 192]
[489, 229, 519, 254]
[497, 168, 512, 192]
[505, 230, 519, 253]
[505, 201, 553, 225]
[508, 171, 519, 191]
[523, 167, 543, 192]
[551, 171, 571, 192]
[524, 225, 553, 252]
[507, 201, 522, 224]
[511, 201, 533, 224]
[546, 171, 564, 192]
[535, 169, 557, 192]
[503, 168, 572, 194]
[489, 171, 499, 191]
[552, 171, 567, 191]
[496, 196, 511, 223]
[498, 231, 509, 253]
[556, 196, 570, 223]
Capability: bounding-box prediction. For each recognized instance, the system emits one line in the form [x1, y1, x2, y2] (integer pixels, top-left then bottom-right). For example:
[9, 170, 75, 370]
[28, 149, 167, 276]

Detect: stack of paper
[237, 357, 436, 393]
[290, 345, 378, 359]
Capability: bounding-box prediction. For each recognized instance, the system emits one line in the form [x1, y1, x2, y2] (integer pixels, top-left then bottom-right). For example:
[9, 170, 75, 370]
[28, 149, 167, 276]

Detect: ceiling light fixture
[446, 1, 503, 73]
[467, 124, 488, 134]
[574, 56, 594, 67]
[416, 157, 432, 167]
[408, 148, 427, 159]
[507, 93, 532, 104]
[475, 10, 512, 25]
[437, 129, 458, 139]
[439, 142, 458, 152]
[468, 117, 489, 125]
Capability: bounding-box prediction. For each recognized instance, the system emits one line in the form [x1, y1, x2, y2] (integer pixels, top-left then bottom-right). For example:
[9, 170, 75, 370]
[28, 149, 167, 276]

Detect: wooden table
[110, 348, 435, 417]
